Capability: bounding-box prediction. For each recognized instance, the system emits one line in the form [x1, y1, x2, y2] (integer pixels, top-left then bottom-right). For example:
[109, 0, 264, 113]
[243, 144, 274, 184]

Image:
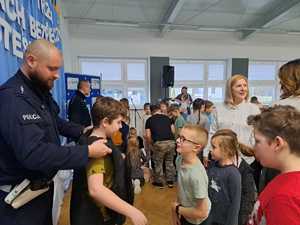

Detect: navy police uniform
[0, 70, 89, 225]
[68, 90, 92, 127]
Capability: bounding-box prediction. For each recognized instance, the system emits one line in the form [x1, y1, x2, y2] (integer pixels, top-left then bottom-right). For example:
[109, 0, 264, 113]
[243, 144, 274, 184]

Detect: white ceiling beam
[241, 0, 300, 40]
[79, 0, 97, 18]
[160, 0, 186, 36]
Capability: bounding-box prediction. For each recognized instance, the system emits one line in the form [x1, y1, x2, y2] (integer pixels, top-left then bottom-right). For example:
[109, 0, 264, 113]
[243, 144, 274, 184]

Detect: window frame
[78, 57, 149, 108]
[248, 60, 287, 104]
[170, 59, 227, 102]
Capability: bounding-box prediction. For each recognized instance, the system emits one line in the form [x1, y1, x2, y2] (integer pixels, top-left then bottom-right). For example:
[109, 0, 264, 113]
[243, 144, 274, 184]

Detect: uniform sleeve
[68, 96, 91, 127]
[52, 97, 83, 138]
[56, 116, 83, 139]
[0, 91, 89, 174]
[68, 96, 82, 124]
[86, 158, 106, 177]
[225, 171, 241, 225]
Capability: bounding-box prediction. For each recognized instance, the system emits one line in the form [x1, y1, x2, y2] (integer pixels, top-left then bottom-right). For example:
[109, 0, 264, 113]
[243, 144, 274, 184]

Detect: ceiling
[62, 0, 300, 39]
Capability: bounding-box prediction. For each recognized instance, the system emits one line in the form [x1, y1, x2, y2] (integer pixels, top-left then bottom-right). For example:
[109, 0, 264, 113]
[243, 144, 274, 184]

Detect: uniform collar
[16, 69, 51, 101]
[76, 90, 86, 99]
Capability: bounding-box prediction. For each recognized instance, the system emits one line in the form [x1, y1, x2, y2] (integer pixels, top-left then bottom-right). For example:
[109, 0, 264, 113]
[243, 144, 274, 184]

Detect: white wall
[63, 23, 300, 73]
[61, 22, 300, 134]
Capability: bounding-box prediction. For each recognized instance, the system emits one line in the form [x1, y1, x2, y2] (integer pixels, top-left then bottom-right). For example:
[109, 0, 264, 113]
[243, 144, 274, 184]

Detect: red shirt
[247, 171, 300, 225]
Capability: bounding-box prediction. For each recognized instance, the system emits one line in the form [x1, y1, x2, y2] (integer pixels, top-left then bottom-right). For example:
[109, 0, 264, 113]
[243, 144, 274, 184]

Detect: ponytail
[238, 142, 255, 157]
[197, 110, 201, 125]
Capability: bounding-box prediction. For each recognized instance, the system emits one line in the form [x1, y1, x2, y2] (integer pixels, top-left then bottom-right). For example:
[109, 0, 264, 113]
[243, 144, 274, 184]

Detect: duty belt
[0, 179, 52, 193]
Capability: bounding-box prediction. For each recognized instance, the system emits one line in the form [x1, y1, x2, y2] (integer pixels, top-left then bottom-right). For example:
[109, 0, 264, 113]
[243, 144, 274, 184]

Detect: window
[249, 86, 275, 105]
[248, 61, 286, 105]
[81, 61, 122, 80]
[208, 64, 225, 80]
[127, 63, 146, 80]
[174, 63, 204, 80]
[128, 87, 147, 107]
[101, 87, 123, 100]
[208, 87, 224, 103]
[170, 60, 227, 102]
[80, 58, 148, 108]
[191, 88, 205, 99]
[248, 64, 276, 80]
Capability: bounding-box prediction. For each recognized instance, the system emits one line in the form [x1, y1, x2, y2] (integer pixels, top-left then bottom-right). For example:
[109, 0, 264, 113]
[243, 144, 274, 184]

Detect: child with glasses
[205, 129, 242, 225]
[247, 105, 300, 225]
[171, 124, 211, 225]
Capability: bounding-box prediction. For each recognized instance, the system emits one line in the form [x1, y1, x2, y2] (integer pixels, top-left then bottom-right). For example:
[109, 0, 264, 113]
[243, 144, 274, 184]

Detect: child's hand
[128, 208, 147, 225]
[171, 202, 181, 225]
[171, 202, 178, 211]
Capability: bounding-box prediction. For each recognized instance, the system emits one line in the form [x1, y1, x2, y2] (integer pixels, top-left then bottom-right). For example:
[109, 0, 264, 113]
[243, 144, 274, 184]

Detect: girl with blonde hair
[206, 129, 242, 225]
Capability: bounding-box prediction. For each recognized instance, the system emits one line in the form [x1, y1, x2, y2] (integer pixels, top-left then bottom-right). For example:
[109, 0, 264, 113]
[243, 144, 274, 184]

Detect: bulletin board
[65, 73, 101, 112]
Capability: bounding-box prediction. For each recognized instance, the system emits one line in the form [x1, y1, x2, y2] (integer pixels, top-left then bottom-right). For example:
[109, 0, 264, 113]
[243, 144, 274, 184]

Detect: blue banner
[0, 0, 65, 116]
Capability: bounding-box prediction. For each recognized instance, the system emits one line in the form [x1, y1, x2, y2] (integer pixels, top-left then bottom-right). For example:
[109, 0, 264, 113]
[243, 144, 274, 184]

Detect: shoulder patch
[20, 85, 24, 94]
[20, 113, 43, 124]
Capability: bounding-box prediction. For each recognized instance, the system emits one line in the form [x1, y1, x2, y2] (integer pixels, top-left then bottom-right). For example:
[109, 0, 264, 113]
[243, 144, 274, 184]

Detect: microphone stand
[130, 98, 142, 128]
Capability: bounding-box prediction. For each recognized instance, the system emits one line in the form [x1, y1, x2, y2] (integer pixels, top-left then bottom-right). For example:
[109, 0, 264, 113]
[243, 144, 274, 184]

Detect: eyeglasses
[177, 136, 200, 145]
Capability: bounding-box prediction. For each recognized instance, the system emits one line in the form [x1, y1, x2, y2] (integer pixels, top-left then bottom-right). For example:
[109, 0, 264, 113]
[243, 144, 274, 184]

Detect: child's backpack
[73, 131, 134, 225]
[111, 130, 123, 146]
[111, 121, 129, 154]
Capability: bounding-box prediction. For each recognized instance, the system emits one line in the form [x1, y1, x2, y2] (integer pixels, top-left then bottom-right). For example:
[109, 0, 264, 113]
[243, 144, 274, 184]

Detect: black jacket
[238, 159, 257, 225]
[68, 90, 91, 127]
[70, 135, 133, 225]
[0, 70, 88, 225]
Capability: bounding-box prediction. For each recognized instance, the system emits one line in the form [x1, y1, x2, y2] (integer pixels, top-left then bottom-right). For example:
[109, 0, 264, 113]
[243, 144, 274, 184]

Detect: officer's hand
[128, 207, 147, 225]
[88, 139, 112, 158]
[83, 125, 93, 134]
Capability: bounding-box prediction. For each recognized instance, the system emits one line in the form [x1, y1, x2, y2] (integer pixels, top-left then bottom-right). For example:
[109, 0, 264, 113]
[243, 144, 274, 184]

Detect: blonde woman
[204, 74, 260, 165]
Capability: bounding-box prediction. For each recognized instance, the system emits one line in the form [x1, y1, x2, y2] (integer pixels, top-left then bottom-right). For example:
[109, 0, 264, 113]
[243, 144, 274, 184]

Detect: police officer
[68, 80, 92, 127]
[0, 39, 111, 225]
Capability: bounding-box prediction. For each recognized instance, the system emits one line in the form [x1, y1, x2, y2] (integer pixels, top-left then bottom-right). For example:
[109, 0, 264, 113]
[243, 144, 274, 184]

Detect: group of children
[139, 98, 256, 225]
[68, 93, 300, 225]
[172, 105, 300, 225]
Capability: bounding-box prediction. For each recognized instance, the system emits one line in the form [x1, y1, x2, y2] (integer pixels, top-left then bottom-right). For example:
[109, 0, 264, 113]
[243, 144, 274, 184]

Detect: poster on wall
[0, 0, 64, 114]
[65, 73, 102, 113]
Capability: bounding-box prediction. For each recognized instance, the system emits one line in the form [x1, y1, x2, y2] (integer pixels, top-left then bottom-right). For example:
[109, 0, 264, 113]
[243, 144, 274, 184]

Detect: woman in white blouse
[204, 74, 260, 165]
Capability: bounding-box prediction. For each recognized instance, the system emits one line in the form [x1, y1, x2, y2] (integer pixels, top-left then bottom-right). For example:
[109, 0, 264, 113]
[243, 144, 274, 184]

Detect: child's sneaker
[167, 181, 174, 188]
[152, 182, 164, 189]
[133, 179, 141, 194]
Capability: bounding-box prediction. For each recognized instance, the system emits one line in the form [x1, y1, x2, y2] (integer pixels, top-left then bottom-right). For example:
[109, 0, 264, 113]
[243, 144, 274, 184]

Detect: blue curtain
[0, 0, 66, 117]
